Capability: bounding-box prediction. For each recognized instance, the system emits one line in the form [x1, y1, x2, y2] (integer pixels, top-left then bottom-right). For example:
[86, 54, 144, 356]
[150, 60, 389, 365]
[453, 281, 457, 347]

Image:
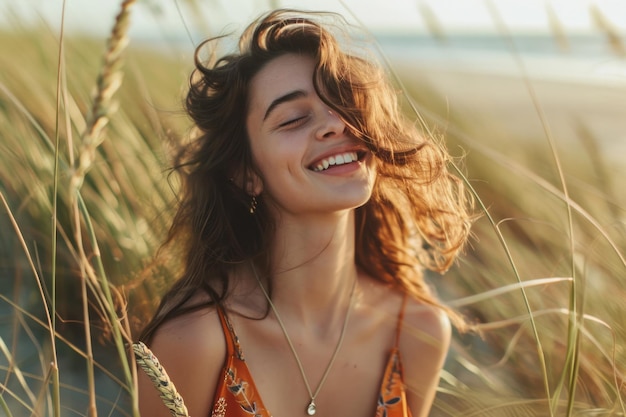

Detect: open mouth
[310, 150, 368, 172]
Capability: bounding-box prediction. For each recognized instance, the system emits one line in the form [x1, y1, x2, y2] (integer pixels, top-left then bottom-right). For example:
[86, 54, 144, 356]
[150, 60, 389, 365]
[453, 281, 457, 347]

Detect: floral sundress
[210, 300, 411, 417]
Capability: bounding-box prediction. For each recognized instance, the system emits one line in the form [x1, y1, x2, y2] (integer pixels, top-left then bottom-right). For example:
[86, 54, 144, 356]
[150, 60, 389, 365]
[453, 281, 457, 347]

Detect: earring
[249, 195, 258, 214]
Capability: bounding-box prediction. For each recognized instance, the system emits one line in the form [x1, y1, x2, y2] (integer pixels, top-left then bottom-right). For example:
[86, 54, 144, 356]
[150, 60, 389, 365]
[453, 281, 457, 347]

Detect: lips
[310, 150, 367, 172]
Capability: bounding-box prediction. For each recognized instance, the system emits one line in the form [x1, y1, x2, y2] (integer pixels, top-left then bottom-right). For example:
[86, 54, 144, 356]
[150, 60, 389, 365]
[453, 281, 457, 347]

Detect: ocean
[374, 33, 626, 86]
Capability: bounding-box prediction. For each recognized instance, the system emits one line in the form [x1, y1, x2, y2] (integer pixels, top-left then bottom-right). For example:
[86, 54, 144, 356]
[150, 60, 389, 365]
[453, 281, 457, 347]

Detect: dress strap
[216, 305, 245, 360]
[393, 293, 409, 348]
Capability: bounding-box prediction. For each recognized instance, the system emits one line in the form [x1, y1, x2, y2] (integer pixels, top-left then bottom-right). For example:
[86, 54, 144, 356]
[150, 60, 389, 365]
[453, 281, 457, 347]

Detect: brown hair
[139, 9, 473, 343]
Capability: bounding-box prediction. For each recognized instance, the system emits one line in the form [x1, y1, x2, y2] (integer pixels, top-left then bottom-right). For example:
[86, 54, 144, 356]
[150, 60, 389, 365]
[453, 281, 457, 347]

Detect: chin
[328, 190, 373, 212]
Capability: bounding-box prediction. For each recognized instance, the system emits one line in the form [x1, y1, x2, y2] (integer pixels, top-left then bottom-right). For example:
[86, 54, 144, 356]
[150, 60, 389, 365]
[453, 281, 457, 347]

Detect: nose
[315, 108, 346, 140]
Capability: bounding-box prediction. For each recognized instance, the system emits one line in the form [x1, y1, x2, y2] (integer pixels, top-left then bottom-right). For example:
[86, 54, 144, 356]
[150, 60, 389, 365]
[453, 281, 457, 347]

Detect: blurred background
[1, 0, 625, 416]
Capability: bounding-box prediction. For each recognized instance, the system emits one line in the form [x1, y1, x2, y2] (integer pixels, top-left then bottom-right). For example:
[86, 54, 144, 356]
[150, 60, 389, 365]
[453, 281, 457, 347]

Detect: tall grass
[0, 1, 625, 416]
[1, 1, 180, 414]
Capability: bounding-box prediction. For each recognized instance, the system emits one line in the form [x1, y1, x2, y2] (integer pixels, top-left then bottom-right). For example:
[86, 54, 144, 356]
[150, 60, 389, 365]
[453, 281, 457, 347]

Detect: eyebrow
[263, 90, 307, 121]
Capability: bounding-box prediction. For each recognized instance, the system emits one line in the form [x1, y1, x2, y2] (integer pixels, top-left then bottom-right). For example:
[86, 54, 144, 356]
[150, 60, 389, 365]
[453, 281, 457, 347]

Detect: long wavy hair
[139, 9, 474, 343]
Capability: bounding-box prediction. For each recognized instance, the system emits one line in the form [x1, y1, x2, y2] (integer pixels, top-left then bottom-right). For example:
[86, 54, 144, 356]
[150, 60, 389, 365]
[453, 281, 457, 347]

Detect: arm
[137, 308, 226, 417]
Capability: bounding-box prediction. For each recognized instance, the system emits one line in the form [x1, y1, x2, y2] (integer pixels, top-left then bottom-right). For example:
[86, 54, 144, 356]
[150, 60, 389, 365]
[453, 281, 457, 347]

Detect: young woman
[136, 9, 473, 417]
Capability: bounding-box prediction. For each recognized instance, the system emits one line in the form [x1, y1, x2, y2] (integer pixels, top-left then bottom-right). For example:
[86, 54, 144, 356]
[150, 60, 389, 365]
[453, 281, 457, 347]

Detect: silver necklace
[251, 263, 357, 416]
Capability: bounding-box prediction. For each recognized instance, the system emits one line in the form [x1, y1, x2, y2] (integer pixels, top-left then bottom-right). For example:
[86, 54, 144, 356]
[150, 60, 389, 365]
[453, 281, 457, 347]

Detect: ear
[245, 170, 264, 196]
[231, 167, 264, 196]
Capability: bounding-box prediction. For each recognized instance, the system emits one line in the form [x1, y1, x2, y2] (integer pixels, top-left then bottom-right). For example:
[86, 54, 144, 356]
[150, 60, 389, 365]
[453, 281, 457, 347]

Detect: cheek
[252, 148, 307, 204]
[248, 142, 280, 192]
[252, 133, 303, 170]
[254, 148, 298, 185]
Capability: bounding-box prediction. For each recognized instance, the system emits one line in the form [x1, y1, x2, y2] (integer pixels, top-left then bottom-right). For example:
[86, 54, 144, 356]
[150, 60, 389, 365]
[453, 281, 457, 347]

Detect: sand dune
[392, 57, 626, 165]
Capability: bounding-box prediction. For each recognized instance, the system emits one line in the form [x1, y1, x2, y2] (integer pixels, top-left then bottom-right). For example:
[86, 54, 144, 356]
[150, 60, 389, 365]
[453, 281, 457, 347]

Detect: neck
[259, 210, 359, 329]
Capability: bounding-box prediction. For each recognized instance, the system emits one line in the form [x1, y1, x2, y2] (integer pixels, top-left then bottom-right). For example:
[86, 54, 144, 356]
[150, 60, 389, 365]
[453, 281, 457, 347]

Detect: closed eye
[278, 115, 308, 128]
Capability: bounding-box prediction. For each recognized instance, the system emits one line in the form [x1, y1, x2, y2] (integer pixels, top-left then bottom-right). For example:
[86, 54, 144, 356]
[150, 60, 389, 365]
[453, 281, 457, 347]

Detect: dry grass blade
[545, 3, 570, 53]
[70, 0, 137, 194]
[447, 277, 572, 308]
[63, 0, 137, 415]
[133, 343, 189, 417]
[0, 192, 58, 406]
[0, 338, 37, 408]
[0, 293, 128, 390]
[590, 5, 626, 57]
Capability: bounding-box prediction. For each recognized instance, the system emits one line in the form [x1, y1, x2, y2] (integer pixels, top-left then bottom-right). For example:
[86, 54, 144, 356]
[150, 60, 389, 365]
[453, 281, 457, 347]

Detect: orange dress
[211, 298, 411, 417]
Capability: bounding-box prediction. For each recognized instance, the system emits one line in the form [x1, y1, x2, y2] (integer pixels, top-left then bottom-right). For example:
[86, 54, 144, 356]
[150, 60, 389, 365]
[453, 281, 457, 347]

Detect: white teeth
[312, 151, 359, 172]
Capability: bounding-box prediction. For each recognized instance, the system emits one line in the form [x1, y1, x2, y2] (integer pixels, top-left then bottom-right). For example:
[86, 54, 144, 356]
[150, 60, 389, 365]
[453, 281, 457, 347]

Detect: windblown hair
[140, 9, 474, 343]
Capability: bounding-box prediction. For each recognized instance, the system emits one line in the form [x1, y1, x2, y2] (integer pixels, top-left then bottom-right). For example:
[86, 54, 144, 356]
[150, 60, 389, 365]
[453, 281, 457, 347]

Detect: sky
[1, 0, 625, 40]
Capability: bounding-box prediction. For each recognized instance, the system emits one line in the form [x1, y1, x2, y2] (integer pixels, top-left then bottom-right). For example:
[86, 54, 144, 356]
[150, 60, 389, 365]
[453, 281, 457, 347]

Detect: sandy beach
[391, 56, 626, 169]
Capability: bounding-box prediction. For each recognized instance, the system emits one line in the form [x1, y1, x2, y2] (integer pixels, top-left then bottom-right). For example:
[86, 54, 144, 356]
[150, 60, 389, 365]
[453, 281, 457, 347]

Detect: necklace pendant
[306, 400, 316, 416]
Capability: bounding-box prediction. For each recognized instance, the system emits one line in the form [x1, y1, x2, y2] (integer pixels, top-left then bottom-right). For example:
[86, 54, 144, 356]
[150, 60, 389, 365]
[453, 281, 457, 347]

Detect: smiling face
[245, 53, 377, 218]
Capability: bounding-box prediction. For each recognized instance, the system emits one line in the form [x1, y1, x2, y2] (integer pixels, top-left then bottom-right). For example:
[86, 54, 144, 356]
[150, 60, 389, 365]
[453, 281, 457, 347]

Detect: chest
[252, 347, 387, 417]
[219, 319, 400, 417]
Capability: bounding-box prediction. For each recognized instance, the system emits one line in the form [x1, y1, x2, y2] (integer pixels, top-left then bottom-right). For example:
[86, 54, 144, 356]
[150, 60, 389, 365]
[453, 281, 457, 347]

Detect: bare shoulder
[137, 306, 226, 417]
[401, 298, 452, 352]
[399, 298, 452, 417]
[359, 275, 451, 346]
[152, 305, 225, 355]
